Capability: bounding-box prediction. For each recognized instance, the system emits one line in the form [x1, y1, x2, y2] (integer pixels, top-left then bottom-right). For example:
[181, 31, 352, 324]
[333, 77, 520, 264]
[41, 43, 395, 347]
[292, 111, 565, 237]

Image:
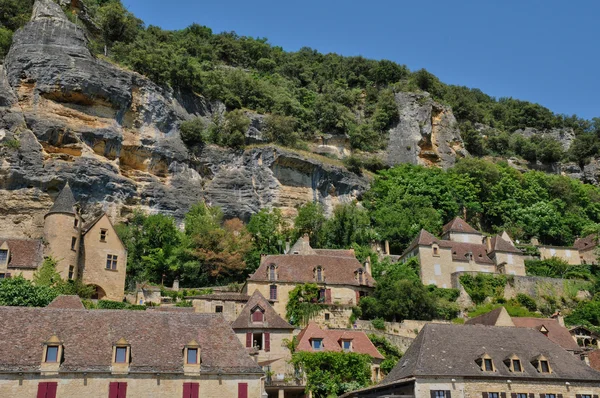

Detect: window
[106, 254, 118, 270]
[71, 237, 77, 250]
[269, 284, 277, 300]
[581, 395, 592, 398]
[252, 333, 263, 350]
[109, 382, 127, 398]
[268, 264, 276, 281]
[115, 347, 128, 363]
[545, 395, 556, 398]
[311, 339, 323, 350]
[238, 383, 248, 398]
[433, 246, 439, 255]
[100, 229, 107, 242]
[432, 392, 450, 398]
[215, 305, 223, 313]
[183, 383, 199, 398]
[488, 394, 499, 398]
[358, 269, 364, 284]
[252, 309, 264, 322]
[0, 249, 7, 263]
[540, 360, 550, 373]
[484, 358, 493, 371]
[516, 394, 527, 398]
[74, 218, 78, 228]
[187, 348, 198, 364]
[512, 359, 522, 372]
[0, 273, 4, 279]
[324, 313, 330, 321]
[45, 346, 59, 363]
[342, 340, 352, 352]
[68, 266, 74, 280]
[37, 382, 58, 398]
[316, 267, 323, 282]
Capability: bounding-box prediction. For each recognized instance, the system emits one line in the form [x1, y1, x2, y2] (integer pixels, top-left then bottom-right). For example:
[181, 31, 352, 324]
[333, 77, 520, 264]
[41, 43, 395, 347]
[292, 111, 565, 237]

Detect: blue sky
[123, 0, 599, 120]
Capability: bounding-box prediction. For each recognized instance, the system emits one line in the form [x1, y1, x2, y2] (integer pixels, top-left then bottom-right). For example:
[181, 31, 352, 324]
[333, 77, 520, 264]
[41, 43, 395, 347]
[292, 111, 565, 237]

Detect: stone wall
[355, 319, 450, 340]
[0, 373, 264, 398]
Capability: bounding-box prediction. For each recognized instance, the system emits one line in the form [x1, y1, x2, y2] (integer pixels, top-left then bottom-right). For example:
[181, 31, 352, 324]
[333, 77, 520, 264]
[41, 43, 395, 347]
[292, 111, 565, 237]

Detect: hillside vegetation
[3, 0, 600, 164]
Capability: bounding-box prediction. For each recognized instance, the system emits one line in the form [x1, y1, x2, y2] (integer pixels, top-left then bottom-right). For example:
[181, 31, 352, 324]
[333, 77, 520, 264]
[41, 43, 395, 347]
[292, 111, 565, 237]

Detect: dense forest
[2, 0, 600, 164]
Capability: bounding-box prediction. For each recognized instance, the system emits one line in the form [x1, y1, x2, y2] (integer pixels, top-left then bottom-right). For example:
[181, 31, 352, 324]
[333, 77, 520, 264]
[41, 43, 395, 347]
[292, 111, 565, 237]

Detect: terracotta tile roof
[0, 306, 263, 374]
[147, 307, 195, 312]
[465, 307, 511, 326]
[589, 349, 600, 372]
[511, 317, 580, 351]
[0, 238, 44, 269]
[47, 295, 85, 310]
[313, 249, 356, 258]
[402, 229, 437, 256]
[46, 183, 76, 216]
[231, 290, 293, 330]
[442, 217, 480, 235]
[438, 241, 495, 265]
[490, 235, 522, 254]
[383, 324, 600, 383]
[574, 233, 599, 252]
[249, 254, 374, 287]
[188, 293, 250, 301]
[288, 235, 316, 255]
[296, 323, 384, 360]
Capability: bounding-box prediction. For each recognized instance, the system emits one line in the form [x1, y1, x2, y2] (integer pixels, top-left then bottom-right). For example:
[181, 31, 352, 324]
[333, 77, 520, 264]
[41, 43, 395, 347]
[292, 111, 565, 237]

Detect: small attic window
[504, 354, 523, 373]
[315, 266, 324, 282]
[100, 229, 107, 242]
[45, 346, 59, 363]
[42, 335, 63, 367]
[0, 249, 8, 264]
[112, 338, 131, 366]
[115, 347, 127, 363]
[476, 354, 495, 372]
[268, 264, 277, 281]
[251, 306, 264, 323]
[531, 355, 552, 373]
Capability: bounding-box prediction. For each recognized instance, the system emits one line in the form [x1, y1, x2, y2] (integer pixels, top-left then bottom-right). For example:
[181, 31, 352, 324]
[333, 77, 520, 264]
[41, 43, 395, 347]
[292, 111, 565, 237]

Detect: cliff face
[0, 0, 368, 237]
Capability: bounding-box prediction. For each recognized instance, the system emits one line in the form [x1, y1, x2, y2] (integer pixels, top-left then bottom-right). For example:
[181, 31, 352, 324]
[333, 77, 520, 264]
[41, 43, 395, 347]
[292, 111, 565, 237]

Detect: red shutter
[109, 382, 119, 398]
[246, 332, 252, 348]
[118, 382, 127, 398]
[265, 333, 270, 352]
[37, 383, 48, 398]
[355, 290, 360, 304]
[325, 289, 332, 304]
[190, 383, 199, 398]
[183, 383, 191, 398]
[238, 383, 248, 398]
[46, 383, 57, 398]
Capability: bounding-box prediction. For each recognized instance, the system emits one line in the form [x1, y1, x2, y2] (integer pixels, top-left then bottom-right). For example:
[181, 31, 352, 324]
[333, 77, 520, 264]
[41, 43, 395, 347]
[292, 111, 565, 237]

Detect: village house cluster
[0, 189, 599, 397]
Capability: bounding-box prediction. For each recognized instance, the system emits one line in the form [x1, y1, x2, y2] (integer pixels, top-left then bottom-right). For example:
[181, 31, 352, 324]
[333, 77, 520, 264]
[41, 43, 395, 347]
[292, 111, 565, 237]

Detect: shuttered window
[252, 310, 264, 322]
[269, 284, 277, 300]
[37, 382, 58, 398]
[109, 382, 127, 398]
[325, 288, 332, 304]
[264, 332, 270, 352]
[246, 332, 252, 348]
[238, 383, 248, 398]
[183, 383, 199, 398]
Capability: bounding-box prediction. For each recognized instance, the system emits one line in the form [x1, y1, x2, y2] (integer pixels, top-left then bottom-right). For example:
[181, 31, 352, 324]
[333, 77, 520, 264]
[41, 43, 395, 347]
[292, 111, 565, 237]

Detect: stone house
[191, 292, 250, 323]
[0, 296, 265, 398]
[574, 234, 599, 265]
[340, 323, 600, 398]
[231, 290, 302, 398]
[244, 235, 374, 325]
[400, 217, 526, 288]
[296, 322, 384, 383]
[0, 183, 127, 300]
[530, 233, 600, 266]
[538, 244, 582, 265]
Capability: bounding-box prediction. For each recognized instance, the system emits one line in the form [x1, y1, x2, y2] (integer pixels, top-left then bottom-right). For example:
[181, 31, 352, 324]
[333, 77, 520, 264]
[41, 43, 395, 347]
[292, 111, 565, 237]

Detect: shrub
[175, 300, 193, 307]
[371, 318, 386, 330]
[96, 300, 128, 309]
[459, 274, 507, 304]
[179, 117, 206, 145]
[516, 293, 537, 312]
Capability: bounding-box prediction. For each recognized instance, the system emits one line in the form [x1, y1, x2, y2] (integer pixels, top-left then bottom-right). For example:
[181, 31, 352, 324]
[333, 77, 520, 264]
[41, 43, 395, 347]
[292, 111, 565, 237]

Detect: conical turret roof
[46, 183, 76, 216]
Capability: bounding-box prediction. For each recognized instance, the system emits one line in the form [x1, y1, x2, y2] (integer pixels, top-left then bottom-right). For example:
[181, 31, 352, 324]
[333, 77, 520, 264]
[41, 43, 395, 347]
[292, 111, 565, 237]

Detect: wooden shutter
[592, 395, 598, 398]
[183, 383, 199, 398]
[501, 393, 507, 398]
[109, 382, 119, 398]
[37, 383, 48, 398]
[118, 382, 127, 398]
[325, 289, 332, 304]
[511, 394, 517, 398]
[430, 392, 436, 398]
[355, 290, 360, 304]
[446, 391, 451, 398]
[246, 332, 252, 348]
[46, 383, 57, 398]
[265, 332, 270, 352]
[557, 395, 563, 398]
[238, 382, 248, 398]
[575, 395, 582, 398]
[528, 395, 535, 398]
[482, 393, 489, 398]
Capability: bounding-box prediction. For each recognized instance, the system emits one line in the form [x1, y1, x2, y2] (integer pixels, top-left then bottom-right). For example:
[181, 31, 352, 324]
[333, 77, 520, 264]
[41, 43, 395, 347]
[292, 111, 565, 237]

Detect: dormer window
[311, 339, 323, 350]
[187, 348, 198, 364]
[432, 244, 439, 256]
[0, 249, 7, 264]
[504, 354, 523, 373]
[45, 346, 59, 363]
[112, 338, 131, 370]
[268, 264, 277, 281]
[100, 229, 107, 242]
[341, 340, 352, 352]
[251, 306, 264, 323]
[512, 359, 522, 372]
[41, 335, 63, 372]
[183, 340, 201, 374]
[531, 355, 552, 373]
[476, 354, 495, 372]
[539, 325, 549, 336]
[315, 266, 323, 282]
[115, 347, 127, 363]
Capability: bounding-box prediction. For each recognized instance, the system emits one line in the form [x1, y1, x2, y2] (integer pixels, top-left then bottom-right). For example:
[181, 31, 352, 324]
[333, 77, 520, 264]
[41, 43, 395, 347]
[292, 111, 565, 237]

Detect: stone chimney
[530, 237, 540, 246]
[285, 239, 290, 254]
[485, 236, 492, 252]
[384, 240, 390, 255]
[364, 257, 372, 275]
[551, 310, 565, 327]
[172, 279, 179, 291]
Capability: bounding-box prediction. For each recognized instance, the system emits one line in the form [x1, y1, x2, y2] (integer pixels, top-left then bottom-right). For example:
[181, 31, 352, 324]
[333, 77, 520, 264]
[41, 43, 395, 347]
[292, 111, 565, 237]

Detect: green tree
[323, 203, 375, 248]
[246, 208, 290, 271]
[293, 202, 326, 246]
[264, 114, 299, 147]
[0, 276, 58, 307]
[179, 117, 206, 145]
[97, 1, 141, 50]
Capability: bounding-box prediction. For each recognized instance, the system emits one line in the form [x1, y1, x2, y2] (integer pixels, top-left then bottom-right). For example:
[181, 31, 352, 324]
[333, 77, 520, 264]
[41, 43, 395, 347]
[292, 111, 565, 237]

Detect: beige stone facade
[539, 245, 582, 265]
[191, 293, 249, 322]
[0, 373, 263, 398]
[44, 212, 82, 279]
[400, 218, 526, 288]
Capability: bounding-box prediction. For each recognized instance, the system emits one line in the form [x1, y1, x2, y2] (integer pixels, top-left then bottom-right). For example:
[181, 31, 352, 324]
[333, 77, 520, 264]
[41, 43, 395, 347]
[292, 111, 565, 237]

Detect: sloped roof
[383, 324, 600, 383]
[465, 307, 514, 326]
[574, 233, 599, 252]
[231, 290, 293, 330]
[438, 241, 495, 265]
[442, 217, 481, 235]
[46, 183, 76, 216]
[0, 238, 44, 269]
[296, 323, 384, 360]
[590, 349, 600, 372]
[288, 235, 317, 255]
[81, 213, 105, 234]
[0, 306, 263, 374]
[249, 254, 374, 287]
[189, 293, 250, 301]
[47, 295, 85, 310]
[512, 317, 580, 351]
[490, 235, 522, 254]
[401, 229, 438, 257]
[313, 249, 356, 258]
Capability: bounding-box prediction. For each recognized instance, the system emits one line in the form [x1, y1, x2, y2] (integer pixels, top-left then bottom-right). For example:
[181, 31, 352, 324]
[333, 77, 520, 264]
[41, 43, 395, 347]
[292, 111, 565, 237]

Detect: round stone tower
[43, 183, 82, 280]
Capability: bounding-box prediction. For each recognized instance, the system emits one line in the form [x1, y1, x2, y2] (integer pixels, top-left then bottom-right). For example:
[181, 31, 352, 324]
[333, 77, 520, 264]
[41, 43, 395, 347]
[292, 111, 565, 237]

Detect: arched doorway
[89, 285, 107, 300]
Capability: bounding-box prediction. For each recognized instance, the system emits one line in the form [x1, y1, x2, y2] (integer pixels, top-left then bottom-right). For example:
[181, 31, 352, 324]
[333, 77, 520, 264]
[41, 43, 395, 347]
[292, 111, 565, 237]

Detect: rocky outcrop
[514, 127, 575, 151]
[0, 0, 368, 237]
[386, 92, 468, 168]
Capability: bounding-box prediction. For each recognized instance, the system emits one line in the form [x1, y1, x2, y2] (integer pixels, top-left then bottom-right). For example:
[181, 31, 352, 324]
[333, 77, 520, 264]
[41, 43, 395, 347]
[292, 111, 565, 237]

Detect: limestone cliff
[0, 0, 368, 237]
